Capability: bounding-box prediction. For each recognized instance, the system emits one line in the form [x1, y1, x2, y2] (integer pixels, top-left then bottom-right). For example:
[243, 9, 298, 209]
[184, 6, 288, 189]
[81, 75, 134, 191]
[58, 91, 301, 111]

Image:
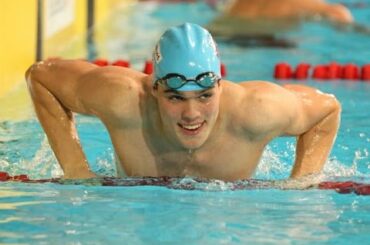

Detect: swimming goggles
[155, 72, 220, 90]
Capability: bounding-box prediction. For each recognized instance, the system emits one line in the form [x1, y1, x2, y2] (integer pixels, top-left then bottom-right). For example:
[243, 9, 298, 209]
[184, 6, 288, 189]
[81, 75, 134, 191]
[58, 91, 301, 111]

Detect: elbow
[324, 4, 354, 24]
[25, 61, 49, 99]
[25, 63, 36, 82]
[25, 61, 43, 84]
[321, 95, 341, 134]
[25, 65, 32, 80]
[25, 63, 37, 92]
[333, 98, 341, 128]
[325, 92, 341, 114]
[331, 95, 342, 117]
[25, 60, 49, 88]
[331, 4, 354, 24]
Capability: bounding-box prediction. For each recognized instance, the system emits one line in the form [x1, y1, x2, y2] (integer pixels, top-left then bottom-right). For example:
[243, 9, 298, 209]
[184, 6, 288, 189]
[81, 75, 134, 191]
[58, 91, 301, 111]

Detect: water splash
[323, 150, 370, 179]
[0, 130, 368, 182]
[171, 177, 235, 191]
[94, 148, 116, 177]
[255, 142, 369, 181]
[0, 136, 63, 179]
[254, 146, 291, 179]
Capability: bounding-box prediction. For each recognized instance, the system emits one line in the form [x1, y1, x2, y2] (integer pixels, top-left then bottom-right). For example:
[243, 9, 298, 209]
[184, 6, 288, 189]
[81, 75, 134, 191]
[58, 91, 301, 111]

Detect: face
[152, 83, 222, 150]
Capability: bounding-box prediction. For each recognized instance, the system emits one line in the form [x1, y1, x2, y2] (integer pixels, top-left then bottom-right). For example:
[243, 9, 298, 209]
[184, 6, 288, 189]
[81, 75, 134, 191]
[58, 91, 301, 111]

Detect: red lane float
[318, 181, 370, 195]
[355, 185, 370, 195]
[312, 65, 328, 79]
[143, 60, 154, 74]
[93, 59, 109, 66]
[274, 62, 370, 81]
[342, 64, 360, 79]
[274, 63, 293, 79]
[0, 172, 29, 182]
[0, 171, 10, 181]
[220, 63, 227, 77]
[361, 64, 370, 80]
[112, 59, 130, 67]
[327, 62, 342, 79]
[294, 63, 311, 79]
[1, 171, 369, 195]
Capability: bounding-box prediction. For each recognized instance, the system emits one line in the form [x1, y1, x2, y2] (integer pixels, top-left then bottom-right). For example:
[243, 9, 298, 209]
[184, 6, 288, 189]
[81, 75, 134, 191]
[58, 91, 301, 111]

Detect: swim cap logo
[153, 44, 162, 64]
[208, 34, 219, 57]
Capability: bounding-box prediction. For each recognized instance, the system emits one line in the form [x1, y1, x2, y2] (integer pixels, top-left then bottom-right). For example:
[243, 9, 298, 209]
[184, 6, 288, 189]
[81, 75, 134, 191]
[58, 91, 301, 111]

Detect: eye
[168, 95, 185, 102]
[199, 92, 213, 101]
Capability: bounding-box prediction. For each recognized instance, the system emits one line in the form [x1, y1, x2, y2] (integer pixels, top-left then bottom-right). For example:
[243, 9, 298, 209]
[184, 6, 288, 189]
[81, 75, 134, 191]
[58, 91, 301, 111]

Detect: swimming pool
[1, 1, 370, 244]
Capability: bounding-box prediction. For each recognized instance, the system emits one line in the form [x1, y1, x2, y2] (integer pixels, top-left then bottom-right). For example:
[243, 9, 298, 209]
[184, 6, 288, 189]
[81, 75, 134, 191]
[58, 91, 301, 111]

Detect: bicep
[28, 59, 98, 114]
[76, 68, 139, 122]
[240, 83, 340, 138]
[283, 84, 341, 136]
[28, 59, 133, 118]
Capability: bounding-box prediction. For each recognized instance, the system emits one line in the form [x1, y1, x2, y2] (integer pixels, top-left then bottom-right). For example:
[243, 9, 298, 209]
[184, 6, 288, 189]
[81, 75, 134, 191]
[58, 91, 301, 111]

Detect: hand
[278, 174, 325, 190]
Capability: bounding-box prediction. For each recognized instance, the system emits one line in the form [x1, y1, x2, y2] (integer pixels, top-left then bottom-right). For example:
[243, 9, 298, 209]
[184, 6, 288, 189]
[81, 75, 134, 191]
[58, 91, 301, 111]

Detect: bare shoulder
[245, 81, 340, 136]
[27, 59, 149, 122]
[77, 65, 149, 121]
[223, 80, 340, 138]
[229, 80, 298, 111]
[281, 83, 341, 135]
[223, 80, 304, 137]
[282, 83, 340, 110]
[222, 80, 284, 129]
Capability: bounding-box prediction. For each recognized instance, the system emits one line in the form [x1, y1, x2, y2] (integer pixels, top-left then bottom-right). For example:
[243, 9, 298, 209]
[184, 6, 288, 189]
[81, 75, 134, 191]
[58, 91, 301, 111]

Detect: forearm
[291, 106, 341, 178]
[26, 67, 94, 178]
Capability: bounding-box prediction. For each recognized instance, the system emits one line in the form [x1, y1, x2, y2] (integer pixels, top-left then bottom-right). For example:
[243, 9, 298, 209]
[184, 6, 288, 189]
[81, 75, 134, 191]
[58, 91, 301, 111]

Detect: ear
[151, 85, 159, 98]
[217, 80, 223, 94]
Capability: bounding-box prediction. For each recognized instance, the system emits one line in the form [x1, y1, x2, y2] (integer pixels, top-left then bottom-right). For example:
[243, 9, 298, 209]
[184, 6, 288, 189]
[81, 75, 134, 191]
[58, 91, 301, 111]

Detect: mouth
[178, 122, 205, 135]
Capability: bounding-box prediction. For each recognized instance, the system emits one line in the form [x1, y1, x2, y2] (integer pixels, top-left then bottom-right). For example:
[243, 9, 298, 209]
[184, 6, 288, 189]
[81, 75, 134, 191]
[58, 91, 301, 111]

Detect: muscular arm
[283, 84, 341, 179]
[25, 59, 137, 178]
[25, 60, 99, 178]
[239, 82, 340, 179]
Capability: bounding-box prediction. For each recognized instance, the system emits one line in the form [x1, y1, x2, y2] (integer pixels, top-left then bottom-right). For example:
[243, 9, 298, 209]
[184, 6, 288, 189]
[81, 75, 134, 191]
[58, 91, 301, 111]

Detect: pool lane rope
[274, 62, 370, 81]
[47, 58, 370, 81]
[1, 171, 369, 195]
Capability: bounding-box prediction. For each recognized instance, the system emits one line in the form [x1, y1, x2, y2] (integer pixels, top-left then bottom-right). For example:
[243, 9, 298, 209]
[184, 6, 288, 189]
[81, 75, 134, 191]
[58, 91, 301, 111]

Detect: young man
[25, 23, 340, 180]
[225, 0, 353, 24]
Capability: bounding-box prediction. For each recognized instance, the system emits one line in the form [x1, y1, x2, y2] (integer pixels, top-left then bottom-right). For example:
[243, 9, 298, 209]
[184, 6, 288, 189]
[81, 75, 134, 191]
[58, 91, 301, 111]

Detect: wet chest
[155, 136, 266, 180]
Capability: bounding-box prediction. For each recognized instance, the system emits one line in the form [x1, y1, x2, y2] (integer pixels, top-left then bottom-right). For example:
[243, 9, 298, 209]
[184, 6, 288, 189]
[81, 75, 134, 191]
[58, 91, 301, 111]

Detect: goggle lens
[197, 73, 217, 87]
[167, 76, 186, 89]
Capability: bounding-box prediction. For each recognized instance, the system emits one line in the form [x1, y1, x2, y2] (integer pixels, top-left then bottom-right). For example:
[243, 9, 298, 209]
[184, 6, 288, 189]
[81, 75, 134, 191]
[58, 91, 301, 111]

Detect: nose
[181, 101, 201, 122]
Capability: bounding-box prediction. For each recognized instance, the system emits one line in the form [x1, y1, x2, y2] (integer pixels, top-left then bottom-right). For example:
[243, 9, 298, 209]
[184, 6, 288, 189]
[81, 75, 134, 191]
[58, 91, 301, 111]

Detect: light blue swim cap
[153, 23, 221, 91]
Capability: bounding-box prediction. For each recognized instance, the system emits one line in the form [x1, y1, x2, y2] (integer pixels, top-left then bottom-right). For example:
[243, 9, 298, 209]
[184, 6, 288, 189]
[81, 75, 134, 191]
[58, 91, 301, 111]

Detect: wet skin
[26, 59, 341, 180]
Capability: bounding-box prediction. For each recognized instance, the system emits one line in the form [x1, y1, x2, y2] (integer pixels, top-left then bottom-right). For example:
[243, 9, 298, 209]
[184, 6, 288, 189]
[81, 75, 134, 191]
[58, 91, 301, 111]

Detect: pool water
[1, 1, 370, 244]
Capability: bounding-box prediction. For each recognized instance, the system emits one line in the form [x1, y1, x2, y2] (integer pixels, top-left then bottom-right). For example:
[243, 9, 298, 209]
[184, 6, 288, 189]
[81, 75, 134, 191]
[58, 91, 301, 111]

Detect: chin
[182, 141, 204, 150]
[177, 134, 208, 150]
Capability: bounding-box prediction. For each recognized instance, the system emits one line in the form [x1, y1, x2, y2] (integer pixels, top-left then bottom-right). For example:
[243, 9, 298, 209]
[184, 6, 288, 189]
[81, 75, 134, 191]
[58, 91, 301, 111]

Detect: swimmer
[207, 0, 359, 47]
[25, 23, 341, 180]
[226, 0, 353, 24]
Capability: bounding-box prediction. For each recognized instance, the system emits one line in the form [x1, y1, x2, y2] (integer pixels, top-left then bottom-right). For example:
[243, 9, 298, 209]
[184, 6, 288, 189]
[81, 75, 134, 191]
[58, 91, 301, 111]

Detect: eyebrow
[164, 89, 180, 94]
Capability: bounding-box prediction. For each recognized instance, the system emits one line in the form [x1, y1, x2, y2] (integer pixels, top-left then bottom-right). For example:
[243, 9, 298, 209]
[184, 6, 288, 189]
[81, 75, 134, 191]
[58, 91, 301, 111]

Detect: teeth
[182, 123, 202, 130]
